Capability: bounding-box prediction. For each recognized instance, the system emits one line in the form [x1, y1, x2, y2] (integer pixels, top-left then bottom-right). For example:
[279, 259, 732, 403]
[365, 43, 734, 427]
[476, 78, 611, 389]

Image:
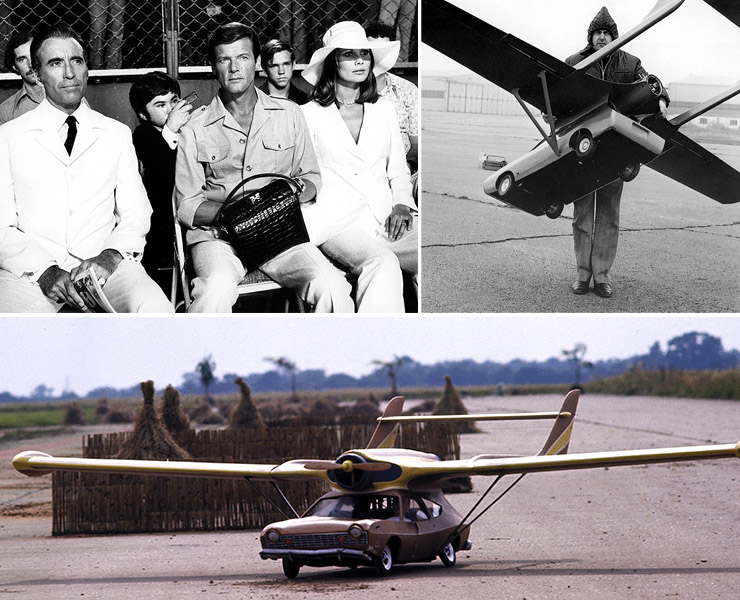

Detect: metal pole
[163, 0, 180, 79]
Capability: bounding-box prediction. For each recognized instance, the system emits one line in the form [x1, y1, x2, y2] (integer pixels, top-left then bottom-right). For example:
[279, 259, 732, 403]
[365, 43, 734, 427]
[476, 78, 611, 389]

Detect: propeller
[303, 459, 392, 472]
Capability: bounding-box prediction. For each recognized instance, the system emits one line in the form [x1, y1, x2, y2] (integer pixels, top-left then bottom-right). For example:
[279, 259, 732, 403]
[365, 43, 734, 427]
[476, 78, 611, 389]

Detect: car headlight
[265, 529, 280, 543]
[348, 524, 363, 539]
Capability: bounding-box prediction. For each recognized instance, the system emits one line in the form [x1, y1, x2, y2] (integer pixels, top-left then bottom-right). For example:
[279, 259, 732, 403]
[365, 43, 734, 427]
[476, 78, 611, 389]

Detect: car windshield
[305, 495, 397, 520]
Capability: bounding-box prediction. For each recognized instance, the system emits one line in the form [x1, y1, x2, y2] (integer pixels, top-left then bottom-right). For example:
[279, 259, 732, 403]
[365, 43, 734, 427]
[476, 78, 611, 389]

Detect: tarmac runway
[420, 112, 740, 312]
[2, 394, 739, 599]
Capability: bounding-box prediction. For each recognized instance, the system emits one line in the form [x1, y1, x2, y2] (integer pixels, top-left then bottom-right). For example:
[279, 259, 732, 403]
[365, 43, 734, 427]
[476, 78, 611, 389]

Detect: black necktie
[64, 115, 77, 155]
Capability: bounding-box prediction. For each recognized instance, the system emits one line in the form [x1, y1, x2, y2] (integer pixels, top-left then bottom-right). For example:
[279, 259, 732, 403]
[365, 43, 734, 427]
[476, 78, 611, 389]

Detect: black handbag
[218, 173, 310, 273]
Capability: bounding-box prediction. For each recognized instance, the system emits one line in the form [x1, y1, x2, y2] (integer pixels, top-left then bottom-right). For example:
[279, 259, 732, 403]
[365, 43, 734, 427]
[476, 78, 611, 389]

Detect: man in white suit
[0, 25, 173, 313]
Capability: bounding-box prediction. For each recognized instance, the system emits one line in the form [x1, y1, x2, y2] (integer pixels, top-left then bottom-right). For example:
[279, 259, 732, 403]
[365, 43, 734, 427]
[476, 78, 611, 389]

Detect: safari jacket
[175, 89, 321, 246]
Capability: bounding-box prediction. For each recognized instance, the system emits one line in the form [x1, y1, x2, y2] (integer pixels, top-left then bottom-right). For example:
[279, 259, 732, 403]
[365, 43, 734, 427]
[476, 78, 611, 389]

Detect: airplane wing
[12, 451, 330, 483]
[399, 441, 739, 490]
[641, 115, 740, 205]
[422, 0, 680, 120]
[421, 0, 610, 118]
[703, 0, 740, 27]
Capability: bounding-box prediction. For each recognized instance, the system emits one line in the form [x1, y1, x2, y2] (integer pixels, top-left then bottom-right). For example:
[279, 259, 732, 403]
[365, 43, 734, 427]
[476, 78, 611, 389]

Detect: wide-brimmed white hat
[302, 21, 400, 86]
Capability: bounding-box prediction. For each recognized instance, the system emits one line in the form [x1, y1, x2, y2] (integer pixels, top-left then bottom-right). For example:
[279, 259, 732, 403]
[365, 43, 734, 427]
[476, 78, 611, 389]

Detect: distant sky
[2, 315, 739, 397]
[422, 0, 740, 87]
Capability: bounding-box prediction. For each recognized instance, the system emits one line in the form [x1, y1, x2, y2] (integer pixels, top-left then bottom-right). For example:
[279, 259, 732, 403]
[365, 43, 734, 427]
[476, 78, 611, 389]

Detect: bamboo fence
[51, 419, 460, 536]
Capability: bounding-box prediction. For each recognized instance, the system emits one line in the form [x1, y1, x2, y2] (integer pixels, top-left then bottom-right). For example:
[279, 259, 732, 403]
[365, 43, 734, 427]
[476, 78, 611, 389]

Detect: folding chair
[171, 194, 305, 312]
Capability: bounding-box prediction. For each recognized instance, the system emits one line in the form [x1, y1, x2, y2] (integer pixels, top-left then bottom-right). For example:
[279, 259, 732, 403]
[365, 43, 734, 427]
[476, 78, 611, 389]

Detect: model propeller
[303, 459, 392, 472]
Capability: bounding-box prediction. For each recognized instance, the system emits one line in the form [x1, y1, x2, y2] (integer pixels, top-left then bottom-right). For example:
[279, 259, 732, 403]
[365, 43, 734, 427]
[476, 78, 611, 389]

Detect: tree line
[3, 331, 738, 403]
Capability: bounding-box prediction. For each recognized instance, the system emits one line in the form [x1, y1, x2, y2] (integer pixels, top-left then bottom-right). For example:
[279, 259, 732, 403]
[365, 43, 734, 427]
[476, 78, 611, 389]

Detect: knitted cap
[587, 7, 619, 45]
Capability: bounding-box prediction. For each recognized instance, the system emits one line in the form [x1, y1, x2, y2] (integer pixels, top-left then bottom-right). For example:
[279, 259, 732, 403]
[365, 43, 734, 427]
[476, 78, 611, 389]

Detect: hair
[259, 39, 294, 72]
[310, 48, 378, 108]
[129, 71, 181, 123]
[4, 30, 33, 73]
[30, 25, 87, 73]
[363, 20, 396, 41]
[207, 22, 261, 66]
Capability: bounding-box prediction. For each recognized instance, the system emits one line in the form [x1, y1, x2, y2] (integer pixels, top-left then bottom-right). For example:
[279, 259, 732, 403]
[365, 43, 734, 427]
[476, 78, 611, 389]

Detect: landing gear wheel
[439, 542, 457, 567]
[373, 545, 394, 576]
[545, 203, 564, 219]
[497, 172, 515, 196]
[619, 162, 640, 182]
[572, 130, 596, 160]
[282, 558, 301, 579]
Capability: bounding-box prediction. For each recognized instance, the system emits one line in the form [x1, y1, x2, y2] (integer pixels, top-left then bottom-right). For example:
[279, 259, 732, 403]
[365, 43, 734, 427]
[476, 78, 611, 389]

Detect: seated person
[129, 72, 201, 294]
[0, 25, 173, 313]
[258, 39, 309, 104]
[301, 21, 418, 312]
[174, 23, 354, 313]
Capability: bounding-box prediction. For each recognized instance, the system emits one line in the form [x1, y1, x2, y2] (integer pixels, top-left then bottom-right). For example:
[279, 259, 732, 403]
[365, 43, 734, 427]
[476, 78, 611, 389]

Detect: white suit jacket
[301, 98, 414, 243]
[0, 99, 151, 279]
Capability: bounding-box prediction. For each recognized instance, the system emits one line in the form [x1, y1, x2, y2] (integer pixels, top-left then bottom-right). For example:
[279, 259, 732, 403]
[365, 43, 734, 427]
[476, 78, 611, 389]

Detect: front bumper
[260, 547, 372, 566]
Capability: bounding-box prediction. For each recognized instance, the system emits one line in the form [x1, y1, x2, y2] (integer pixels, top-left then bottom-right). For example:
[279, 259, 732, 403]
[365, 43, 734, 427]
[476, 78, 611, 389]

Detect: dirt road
[421, 112, 740, 312]
[2, 395, 739, 599]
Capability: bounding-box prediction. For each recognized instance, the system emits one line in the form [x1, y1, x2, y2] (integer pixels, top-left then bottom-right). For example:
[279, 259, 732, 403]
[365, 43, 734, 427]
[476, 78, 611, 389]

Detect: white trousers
[0, 260, 174, 313]
[188, 240, 354, 313]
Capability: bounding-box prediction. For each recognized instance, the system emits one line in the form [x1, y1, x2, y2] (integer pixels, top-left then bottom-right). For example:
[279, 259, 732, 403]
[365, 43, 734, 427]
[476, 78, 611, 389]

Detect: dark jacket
[257, 80, 310, 105]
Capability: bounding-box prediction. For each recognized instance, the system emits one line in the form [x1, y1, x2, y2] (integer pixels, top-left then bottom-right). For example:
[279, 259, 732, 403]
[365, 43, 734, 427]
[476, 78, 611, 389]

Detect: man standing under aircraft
[566, 6, 668, 299]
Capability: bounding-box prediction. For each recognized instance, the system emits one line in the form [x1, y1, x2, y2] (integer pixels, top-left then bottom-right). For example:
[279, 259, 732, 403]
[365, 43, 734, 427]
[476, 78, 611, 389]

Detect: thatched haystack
[95, 398, 110, 423]
[114, 381, 191, 460]
[189, 396, 225, 425]
[432, 375, 480, 434]
[159, 384, 190, 440]
[64, 402, 85, 425]
[228, 377, 266, 430]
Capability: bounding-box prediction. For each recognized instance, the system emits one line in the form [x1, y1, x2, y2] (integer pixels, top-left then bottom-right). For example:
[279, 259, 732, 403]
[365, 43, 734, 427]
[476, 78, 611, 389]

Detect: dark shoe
[571, 280, 590, 295]
[594, 282, 613, 298]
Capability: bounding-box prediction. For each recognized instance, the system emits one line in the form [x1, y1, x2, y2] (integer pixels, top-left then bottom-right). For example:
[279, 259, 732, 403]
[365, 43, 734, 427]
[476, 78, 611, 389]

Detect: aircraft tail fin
[538, 389, 579, 456]
[366, 396, 405, 449]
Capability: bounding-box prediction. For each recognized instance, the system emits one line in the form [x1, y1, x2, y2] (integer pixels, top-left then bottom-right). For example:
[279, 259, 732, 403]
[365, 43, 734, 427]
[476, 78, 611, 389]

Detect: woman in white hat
[300, 21, 418, 313]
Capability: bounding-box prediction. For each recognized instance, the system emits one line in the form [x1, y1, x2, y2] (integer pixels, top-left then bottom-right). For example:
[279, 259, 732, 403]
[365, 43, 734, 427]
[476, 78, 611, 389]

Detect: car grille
[263, 531, 368, 549]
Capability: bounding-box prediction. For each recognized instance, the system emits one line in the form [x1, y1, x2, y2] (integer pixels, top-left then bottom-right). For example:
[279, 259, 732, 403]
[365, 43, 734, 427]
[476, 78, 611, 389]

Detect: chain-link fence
[0, 0, 417, 73]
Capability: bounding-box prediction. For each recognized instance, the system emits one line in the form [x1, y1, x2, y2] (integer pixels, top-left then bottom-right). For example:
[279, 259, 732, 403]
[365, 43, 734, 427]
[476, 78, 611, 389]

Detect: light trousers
[572, 180, 623, 285]
[0, 260, 174, 313]
[188, 239, 354, 313]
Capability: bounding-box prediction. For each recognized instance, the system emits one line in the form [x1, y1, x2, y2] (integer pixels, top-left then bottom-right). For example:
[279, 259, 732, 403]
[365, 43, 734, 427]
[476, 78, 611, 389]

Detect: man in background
[258, 39, 309, 104]
[0, 30, 45, 125]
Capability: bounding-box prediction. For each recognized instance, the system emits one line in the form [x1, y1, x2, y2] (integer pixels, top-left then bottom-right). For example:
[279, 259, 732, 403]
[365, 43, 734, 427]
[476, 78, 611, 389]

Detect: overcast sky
[422, 0, 740, 87]
[2, 315, 739, 397]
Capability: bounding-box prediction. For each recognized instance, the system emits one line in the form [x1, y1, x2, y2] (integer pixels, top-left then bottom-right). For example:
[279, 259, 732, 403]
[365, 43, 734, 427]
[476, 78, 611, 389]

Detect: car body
[483, 103, 666, 217]
[259, 488, 472, 577]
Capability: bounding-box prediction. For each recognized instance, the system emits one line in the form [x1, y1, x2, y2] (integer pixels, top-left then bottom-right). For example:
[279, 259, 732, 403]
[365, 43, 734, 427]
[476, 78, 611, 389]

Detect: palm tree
[264, 356, 298, 397]
[371, 355, 406, 396]
[195, 354, 216, 398]
[562, 343, 592, 388]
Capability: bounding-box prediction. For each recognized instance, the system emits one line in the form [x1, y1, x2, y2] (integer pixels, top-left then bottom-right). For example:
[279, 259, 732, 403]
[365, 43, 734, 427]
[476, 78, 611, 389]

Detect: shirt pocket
[197, 144, 232, 178]
[261, 137, 295, 174]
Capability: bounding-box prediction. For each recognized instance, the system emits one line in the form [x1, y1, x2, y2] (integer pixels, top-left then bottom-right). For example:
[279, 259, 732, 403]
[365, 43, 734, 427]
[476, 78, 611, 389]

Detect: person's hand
[658, 98, 668, 119]
[385, 204, 413, 242]
[38, 265, 90, 312]
[166, 97, 199, 134]
[70, 249, 123, 283]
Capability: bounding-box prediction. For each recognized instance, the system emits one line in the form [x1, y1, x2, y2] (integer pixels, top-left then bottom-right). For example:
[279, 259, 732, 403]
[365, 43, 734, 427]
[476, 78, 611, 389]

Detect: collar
[40, 98, 91, 131]
[202, 87, 286, 127]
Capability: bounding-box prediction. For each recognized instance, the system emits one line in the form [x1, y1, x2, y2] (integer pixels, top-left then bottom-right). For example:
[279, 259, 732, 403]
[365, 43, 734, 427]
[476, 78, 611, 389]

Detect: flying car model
[423, 0, 740, 218]
[12, 392, 740, 579]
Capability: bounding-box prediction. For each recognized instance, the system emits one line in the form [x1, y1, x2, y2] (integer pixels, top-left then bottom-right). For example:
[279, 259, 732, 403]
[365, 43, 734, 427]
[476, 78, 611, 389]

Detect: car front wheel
[439, 542, 456, 567]
[373, 545, 394, 576]
[282, 557, 300, 579]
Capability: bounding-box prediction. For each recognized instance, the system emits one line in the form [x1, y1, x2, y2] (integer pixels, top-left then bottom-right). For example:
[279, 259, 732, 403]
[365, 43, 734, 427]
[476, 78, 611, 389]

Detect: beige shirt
[175, 89, 321, 246]
[0, 87, 42, 126]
